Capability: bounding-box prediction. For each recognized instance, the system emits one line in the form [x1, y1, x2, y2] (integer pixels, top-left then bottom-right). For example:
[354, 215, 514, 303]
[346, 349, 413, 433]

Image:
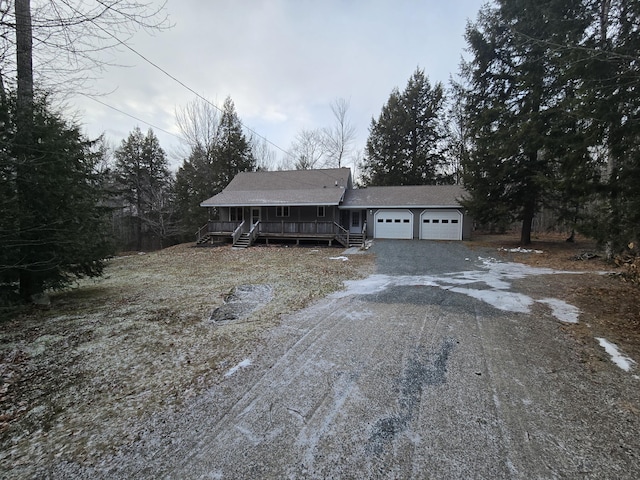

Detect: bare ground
[471, 232, 640, 374]
[1, 234, 638, 476]
[0, 243, 374, 474]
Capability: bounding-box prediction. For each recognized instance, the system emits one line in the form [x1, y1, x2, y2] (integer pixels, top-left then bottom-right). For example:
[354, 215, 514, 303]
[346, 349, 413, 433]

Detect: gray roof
[200, 168, 352, 207]
[341, 185, 465, 209]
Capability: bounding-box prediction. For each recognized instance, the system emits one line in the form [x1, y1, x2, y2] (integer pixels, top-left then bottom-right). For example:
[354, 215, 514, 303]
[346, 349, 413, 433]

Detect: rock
[30, 292, 51, 306]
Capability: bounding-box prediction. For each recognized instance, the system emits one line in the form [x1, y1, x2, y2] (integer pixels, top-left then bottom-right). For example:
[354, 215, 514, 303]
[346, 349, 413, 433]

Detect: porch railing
[208, 220, 241, 233]
[199, 219, 355, 246]
[249, 221, 261, 244]
[232, 221, 246, 245]
[334, 223, 349, 247]
[259, 221, 337, 235]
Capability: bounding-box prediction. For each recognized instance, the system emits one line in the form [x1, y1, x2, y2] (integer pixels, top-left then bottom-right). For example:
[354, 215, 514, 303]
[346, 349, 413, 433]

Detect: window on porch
[317, 206, 326, 218]
[276, 206, 290, 217]
[230, 207, 243, 222]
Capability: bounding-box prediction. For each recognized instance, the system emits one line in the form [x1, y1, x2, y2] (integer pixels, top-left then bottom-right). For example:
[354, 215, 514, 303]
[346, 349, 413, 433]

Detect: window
[317, 206, 326, 218]
[377, 218, 383, 223]
[230, 207, 243, 222]
[386, 219, 392, 223]
[276, 206, 290, 217]
[423, 219, 430, 223]
[394, 219, 401, 223]
[403, 219, 410, 223]
[433, 219, 440, 224]
[442, 219, 449, 224]
[452, 219, 459, 224]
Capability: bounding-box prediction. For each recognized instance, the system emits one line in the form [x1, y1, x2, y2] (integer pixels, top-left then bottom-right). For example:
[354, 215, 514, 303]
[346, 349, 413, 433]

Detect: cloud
[70, 0, 485, 166]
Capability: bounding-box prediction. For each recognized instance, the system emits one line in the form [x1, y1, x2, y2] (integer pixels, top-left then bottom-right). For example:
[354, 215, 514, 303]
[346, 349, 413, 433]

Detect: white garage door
[374, 210, 413, 239]
[420, 210, 462, 240]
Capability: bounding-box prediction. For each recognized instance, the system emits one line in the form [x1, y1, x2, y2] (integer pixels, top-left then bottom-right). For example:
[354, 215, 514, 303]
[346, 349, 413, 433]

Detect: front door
[349, 210, 361, 234]
[251, 208, 261, 226]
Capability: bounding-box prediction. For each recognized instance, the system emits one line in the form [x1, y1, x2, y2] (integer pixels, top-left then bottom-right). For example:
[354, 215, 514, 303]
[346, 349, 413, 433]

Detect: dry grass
[2, 234, 638, 473]
[0, 243, 374, 471]
[470, 232, 640, 372]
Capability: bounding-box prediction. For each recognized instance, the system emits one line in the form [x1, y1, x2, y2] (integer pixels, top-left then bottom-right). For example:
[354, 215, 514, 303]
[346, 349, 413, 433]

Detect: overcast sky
[71, 0, 486, 170]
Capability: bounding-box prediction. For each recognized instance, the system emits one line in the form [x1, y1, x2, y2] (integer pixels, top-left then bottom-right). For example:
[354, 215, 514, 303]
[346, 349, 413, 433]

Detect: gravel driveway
[49, 240, 640, 479]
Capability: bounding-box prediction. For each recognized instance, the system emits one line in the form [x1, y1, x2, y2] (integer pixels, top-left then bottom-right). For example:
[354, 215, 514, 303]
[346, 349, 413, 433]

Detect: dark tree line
[460, 0, 640, 249]
[104, 96, 257, 250]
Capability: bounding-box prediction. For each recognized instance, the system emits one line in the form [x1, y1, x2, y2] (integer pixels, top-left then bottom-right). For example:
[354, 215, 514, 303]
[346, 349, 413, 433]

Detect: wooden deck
[196, 220, 356, 248]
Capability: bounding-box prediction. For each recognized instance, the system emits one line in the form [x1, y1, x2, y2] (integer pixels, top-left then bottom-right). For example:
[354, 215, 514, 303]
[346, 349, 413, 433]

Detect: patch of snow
[329, 256, 349, 262]
[449, 287, 533, 313]
[499, 247, 544, 254]
[537, 298, 581, 323]
[224, 358, 252, 377]
[596, 338, 636, 372]
[335, 257, 594, 323]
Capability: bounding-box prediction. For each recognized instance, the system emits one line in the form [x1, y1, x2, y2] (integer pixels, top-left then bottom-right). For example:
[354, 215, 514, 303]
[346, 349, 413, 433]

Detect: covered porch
[196, 219, 363, 248]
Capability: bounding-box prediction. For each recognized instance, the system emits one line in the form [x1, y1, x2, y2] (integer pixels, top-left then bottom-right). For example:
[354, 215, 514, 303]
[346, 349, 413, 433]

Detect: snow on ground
[330, 256, 349, 261]
[596, 338, 636, 372]
[334, 256, 586, 323]
[537, 298, 581, 324]
[499, 247, 544, 254]
[224, 359, 253, 377]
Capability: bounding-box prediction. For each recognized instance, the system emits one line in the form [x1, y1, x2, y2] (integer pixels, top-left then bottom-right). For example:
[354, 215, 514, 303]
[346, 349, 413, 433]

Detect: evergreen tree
[577, 0, 640, 253]
[215, 97, 257, 186]
[113, 127, 173, 250]
[174, 145, 216, 238]
[0, 91, 112, 302]
[461, 0, 592, 244]
[362, 68, 448, 186]
[174, 96, 256, 236]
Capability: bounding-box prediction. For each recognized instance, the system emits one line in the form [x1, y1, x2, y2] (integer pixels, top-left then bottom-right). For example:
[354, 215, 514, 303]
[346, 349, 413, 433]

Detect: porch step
[196, 233, 214, 245]
[348, 234, 364, 248]
[233, 233, 251, 248]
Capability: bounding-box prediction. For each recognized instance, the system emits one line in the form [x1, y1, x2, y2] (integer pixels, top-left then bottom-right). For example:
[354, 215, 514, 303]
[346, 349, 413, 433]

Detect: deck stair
[233, 233, 252, 248]
[196, 233, 215, 246]
[348, 233, 364, 248]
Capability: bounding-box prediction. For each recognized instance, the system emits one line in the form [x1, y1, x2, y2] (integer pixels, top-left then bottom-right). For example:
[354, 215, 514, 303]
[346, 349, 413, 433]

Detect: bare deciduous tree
[175, 97, 221, 156]
[322, 97, 355, 168]
[2, 0, 171, 95]
[287, 128, 326, 170]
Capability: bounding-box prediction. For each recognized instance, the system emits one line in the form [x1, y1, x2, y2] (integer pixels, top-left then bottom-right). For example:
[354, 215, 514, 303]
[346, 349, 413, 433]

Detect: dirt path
[44, 241, 640, 478]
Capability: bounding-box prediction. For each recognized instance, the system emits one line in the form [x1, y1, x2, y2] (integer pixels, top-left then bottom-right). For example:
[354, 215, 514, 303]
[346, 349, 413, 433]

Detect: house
[198, 167, 470, 248]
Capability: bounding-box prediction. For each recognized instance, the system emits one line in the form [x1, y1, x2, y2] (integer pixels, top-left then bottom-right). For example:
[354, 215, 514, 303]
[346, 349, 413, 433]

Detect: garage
[420, 209, 463, 240]
[374, 209, 413, 239]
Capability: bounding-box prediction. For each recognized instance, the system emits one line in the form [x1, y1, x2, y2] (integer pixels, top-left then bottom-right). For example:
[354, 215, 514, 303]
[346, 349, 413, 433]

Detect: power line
[80, 93, 184, 141]
[74, 4, 293, 158]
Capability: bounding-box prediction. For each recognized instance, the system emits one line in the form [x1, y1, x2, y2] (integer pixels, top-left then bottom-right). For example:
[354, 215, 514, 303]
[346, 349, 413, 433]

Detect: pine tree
[215, 97, 257, 186]
[113, 127, 173, 250]
[173, 96, 256, 236]
[0, 91, 112, 302]
[174, 145, 216, 238]
[461, 0, 592, 244]
[577, 0, 640, 253]
[362, 68, 448, 186]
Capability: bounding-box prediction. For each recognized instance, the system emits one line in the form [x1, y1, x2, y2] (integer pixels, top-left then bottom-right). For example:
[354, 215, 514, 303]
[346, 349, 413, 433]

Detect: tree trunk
[15, 0, 33, 119]
[520, 198, 535, 245]
[15, 0, 37, 300]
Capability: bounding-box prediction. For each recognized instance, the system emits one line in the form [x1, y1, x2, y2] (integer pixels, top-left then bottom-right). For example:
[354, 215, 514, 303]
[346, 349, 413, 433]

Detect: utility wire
[74, 3, 293, 158]
[80, 93, 184, 141]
